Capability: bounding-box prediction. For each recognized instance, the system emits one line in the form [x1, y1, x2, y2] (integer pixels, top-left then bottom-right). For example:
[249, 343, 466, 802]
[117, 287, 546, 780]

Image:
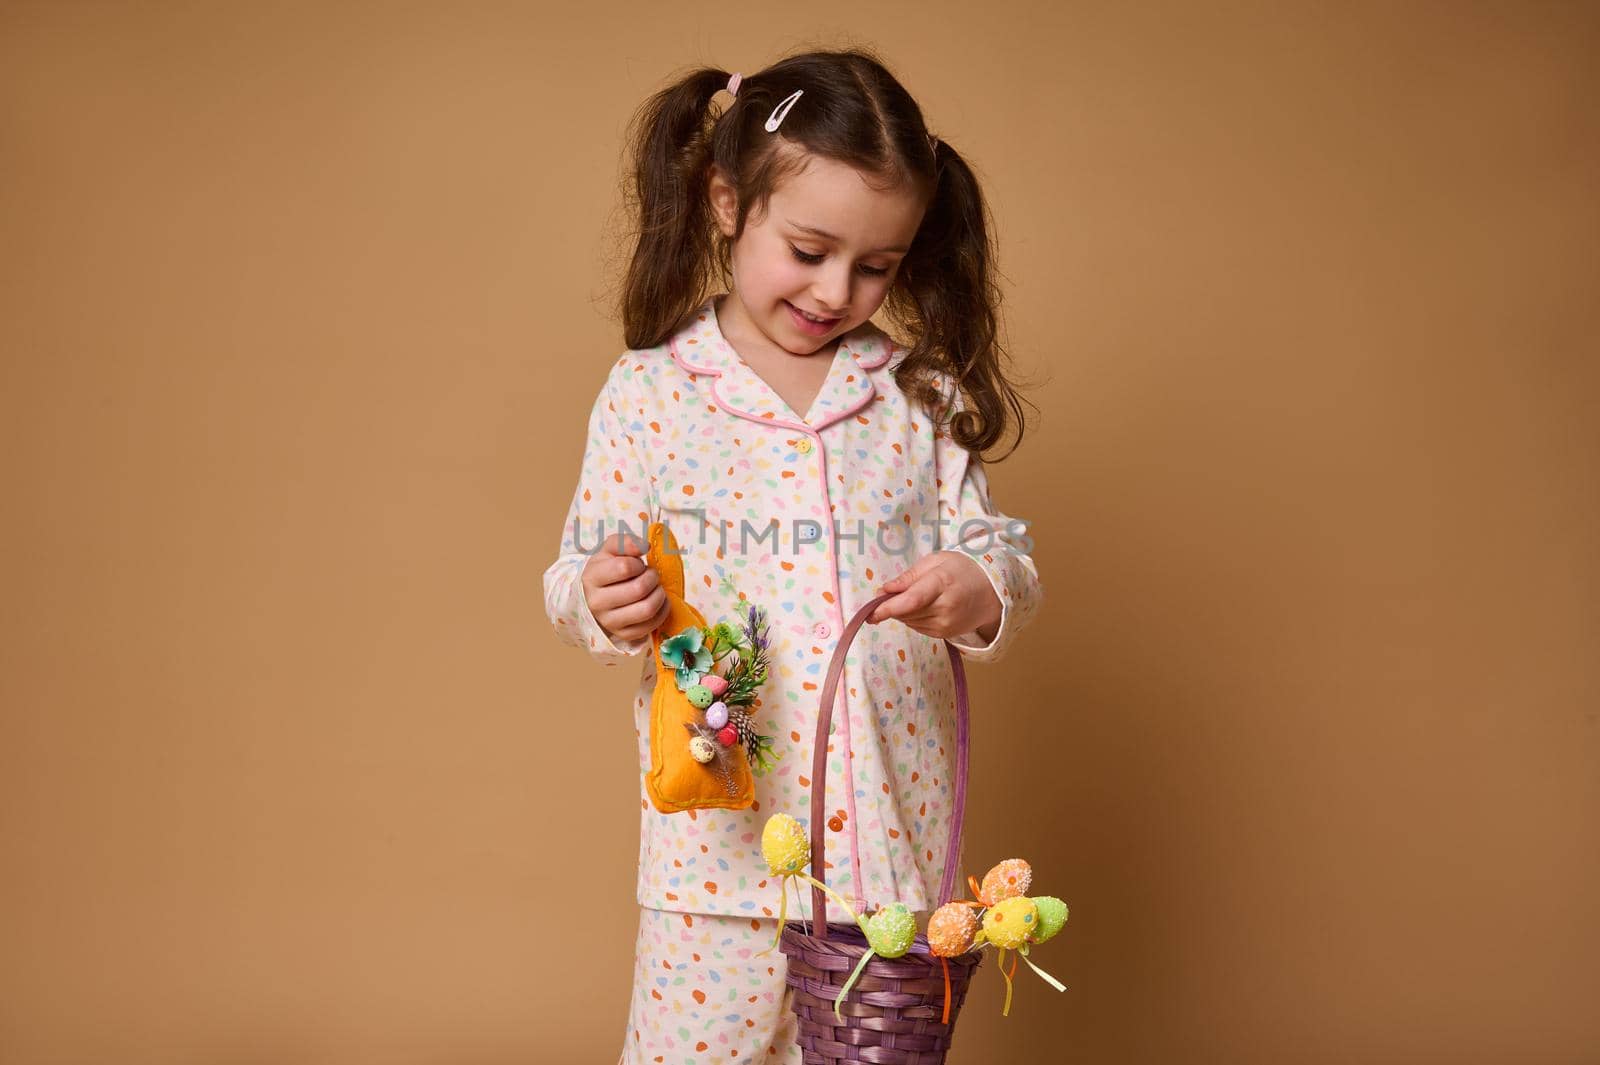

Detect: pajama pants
[620, 906, 804, 1065]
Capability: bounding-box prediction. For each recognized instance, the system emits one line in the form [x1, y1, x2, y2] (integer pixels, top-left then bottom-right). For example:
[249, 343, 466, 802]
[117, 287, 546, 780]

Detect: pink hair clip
[726, 71, 742, 98]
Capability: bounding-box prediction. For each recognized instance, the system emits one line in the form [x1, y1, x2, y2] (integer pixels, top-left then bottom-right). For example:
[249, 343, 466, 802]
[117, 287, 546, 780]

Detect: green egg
[685, 684, 714, 709]
[861, 903, 916, 959]
[1029, 896, 1069, 944]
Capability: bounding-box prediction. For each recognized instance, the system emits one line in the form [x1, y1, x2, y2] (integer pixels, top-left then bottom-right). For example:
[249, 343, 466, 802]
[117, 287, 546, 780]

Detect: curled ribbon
[1019, 943, 1067, 992]
[757, 872, 860, 957]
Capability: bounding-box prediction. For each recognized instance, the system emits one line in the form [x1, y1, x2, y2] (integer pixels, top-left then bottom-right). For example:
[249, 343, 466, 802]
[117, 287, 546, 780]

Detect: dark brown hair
[617, 47, 1030, 457]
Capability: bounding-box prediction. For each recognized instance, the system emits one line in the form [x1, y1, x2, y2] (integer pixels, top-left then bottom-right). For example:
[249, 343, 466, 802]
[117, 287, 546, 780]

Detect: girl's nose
[812, 265, 852, 316]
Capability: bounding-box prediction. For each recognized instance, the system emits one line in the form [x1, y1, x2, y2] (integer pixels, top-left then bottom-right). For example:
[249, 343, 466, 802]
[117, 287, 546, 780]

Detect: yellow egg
[927, 903, 979, 957]
[979, 858, 1032, 906]
[761, 814, 809, 876]
[981, 896, 1039, 950]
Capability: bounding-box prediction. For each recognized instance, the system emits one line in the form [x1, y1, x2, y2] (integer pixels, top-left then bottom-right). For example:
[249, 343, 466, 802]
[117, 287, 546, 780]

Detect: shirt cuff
[575, 581, 652, 661]
[545, 555, 652, 666]
[944, 547, 1012, 663]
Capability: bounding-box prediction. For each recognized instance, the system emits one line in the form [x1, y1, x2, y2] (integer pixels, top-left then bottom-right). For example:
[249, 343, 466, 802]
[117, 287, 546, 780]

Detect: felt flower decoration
[660, 627, 712, 689]
[661, 603, 782, 802]
[707, 621, 739, 652]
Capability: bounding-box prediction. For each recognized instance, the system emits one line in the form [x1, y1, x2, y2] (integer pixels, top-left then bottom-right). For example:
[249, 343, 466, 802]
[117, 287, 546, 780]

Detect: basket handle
[807, 592, 970, 939]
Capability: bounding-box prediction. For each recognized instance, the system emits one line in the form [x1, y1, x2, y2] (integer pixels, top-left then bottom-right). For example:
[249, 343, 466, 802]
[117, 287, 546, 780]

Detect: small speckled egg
[704, 701, 729, 729]
[979, 858, 1033, 906]
[982, 896, 1039, 950]
[716, 726, 738, 747]
[761, 814, 809, 875]
[1029, 896, 1069, 945]
[927, 903, 979, 957]
[701, 674, 729, 698]
[688, 736, 718, 764]
[685, 684, 714, 709]
[862, 903, 916, 959]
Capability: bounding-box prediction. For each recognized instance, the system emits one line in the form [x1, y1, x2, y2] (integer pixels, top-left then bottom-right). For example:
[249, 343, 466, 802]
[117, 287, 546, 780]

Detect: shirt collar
[669, 294, 894, 431]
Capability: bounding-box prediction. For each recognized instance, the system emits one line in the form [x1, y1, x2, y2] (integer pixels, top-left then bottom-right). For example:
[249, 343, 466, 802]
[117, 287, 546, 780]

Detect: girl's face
[709, 152, 928, 359]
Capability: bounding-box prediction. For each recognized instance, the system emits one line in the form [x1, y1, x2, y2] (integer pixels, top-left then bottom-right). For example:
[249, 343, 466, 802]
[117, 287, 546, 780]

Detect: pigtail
[620, 68, 731, 351]
[886, 139, 1030, 459]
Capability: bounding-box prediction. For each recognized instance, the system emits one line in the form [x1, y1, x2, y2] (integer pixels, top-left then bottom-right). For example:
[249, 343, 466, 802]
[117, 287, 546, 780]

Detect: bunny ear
[647, 521, 687, 601]
[646, 521, 700, 660]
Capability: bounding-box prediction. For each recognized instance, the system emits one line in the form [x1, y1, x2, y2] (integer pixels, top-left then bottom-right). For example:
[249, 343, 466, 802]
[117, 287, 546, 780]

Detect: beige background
[3, 2, 1597, 1062]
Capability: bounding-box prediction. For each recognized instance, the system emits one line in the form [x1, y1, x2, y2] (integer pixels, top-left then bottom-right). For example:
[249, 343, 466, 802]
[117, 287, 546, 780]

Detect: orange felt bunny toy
[643, 521, 758, 813]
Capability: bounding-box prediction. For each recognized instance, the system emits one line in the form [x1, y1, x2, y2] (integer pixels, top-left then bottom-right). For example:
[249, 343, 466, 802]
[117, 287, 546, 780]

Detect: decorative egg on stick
[982, 896, 1040, 950]
[831, 903, 917, 1022]
[1009, 894, 1070, 1001]
[927, 901, 982, 1023]
[928, 901, 980, 956]
[958, 859, 1069, 1016]
[982, 896, 1040, 1016]
[1029, 896, 1069, 945]
[756, 814, 860, 955]
[976, 857, 1032, 906]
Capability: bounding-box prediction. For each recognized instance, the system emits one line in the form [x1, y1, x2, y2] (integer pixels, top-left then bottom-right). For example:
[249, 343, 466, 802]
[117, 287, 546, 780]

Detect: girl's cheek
[776, 262, 815, 289]
[861, 277, 893, 309]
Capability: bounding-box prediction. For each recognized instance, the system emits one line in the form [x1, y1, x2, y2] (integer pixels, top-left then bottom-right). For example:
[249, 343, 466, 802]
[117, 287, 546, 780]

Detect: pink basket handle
[807, 592, 970, 939]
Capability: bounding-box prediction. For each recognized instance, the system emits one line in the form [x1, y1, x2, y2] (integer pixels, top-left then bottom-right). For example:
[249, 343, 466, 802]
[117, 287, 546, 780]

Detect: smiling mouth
[787, 301, 842, 325]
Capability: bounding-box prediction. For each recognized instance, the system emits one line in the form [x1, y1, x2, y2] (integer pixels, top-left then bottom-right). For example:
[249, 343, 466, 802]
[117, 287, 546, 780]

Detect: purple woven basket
[778, 593, 982, 1064]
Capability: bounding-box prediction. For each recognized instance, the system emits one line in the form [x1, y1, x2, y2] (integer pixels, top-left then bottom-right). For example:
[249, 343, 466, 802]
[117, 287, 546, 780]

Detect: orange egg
[979, 858, 1033, 906]
[927, 902, 979, 957]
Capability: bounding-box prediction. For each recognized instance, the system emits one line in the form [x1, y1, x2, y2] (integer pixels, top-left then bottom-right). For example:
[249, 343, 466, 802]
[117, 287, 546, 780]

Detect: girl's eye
[788, 244, 891, 277]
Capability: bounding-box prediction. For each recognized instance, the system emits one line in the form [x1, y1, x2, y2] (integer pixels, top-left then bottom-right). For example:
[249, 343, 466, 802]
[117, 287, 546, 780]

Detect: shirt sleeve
[541, 359, 656, 666]
[932, 385, 1044, 664]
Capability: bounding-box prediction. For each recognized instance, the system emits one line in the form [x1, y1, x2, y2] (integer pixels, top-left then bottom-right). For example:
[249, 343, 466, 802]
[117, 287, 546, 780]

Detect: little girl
[543, 48, 1043, 1065]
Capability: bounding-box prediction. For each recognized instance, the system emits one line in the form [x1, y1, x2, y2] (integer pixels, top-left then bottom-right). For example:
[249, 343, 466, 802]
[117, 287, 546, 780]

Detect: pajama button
[813, 622, 831, 639]
[794, 437, 814, 454]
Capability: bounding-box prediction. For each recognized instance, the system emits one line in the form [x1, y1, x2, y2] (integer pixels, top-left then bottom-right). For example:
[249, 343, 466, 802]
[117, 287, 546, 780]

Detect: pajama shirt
[543, 294, 1044, 1061]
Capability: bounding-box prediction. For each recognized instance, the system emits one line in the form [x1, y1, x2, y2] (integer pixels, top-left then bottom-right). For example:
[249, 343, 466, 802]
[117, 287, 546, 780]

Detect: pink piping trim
[666, 329, 898, 911]
[699, 391, 864, 903]
[700, 384, 868, 906]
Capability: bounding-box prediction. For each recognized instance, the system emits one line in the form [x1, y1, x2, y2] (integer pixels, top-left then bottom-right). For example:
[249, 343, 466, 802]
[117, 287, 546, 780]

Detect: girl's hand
[583, 530, 671, 644]
[867, 551, 1001, 643]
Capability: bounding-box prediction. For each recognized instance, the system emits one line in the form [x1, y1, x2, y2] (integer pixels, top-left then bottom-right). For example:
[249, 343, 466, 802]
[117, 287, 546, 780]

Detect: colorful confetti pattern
[543, 294, 1044, 1055]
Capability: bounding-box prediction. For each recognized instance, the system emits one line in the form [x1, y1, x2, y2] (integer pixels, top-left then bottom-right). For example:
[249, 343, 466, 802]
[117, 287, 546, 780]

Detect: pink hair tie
[726, 72, 742, 97]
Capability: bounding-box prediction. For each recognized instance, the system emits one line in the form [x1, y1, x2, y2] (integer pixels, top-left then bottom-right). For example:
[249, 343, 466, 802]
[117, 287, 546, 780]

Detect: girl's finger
[605, 585, 669, 636]
[869, 576, 941, 623]
[587, 551, 646, 592]
[885, 606, 956, 637]
[879, 552, 946, 594]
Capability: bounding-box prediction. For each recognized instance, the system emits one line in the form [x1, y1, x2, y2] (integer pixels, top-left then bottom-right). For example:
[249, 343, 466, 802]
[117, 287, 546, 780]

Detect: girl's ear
[707, 164, 738, 238]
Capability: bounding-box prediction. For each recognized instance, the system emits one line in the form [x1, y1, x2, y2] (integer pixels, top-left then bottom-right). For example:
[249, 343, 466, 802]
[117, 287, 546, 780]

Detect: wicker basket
[778, 592, 982, 1064]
